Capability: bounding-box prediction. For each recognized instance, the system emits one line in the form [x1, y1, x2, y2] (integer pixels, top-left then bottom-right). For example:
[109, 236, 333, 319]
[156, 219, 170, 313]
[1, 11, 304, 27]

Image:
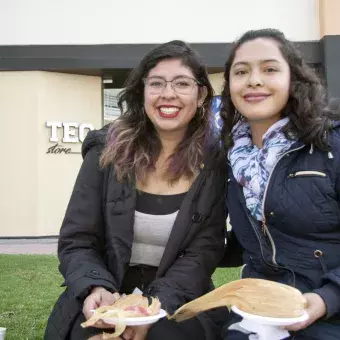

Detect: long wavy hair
[220, 28, 340, 152]
[100, 40, 214, 183]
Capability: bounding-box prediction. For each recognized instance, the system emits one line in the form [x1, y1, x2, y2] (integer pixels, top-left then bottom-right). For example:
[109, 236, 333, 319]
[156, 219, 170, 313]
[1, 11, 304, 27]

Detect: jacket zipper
[229, 159, 297, 285]
[288, 171, 326, 178]
[261, 145, 306, 265]
[244, 204, 296, 286]
[244, 207, 271, 265]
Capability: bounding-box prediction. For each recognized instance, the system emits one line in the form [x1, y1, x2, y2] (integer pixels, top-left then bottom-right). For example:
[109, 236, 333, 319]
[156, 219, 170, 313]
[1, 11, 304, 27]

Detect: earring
[199, 106, 205, 119]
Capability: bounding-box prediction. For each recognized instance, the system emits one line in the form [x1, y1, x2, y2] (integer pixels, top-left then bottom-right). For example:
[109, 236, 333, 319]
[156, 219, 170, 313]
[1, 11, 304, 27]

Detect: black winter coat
[45, 126, 228, 340]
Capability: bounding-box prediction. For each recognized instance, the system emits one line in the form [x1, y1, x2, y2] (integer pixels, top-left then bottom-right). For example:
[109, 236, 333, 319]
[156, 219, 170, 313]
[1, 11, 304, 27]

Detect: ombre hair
[100, 40, 214, 183]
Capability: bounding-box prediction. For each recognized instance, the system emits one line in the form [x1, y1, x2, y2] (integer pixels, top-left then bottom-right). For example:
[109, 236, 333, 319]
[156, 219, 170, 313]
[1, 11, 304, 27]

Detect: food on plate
[170, 278, 307, 322]
[81, 294, 161, 339]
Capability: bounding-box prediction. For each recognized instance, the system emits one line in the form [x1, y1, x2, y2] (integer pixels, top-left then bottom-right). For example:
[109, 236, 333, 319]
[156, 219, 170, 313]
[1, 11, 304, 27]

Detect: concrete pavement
[0, 238, 57, 255]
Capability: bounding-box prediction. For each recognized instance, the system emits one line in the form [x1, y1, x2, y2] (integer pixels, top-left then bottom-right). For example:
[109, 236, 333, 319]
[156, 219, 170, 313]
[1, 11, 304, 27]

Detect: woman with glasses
[45, 40, 229, 340]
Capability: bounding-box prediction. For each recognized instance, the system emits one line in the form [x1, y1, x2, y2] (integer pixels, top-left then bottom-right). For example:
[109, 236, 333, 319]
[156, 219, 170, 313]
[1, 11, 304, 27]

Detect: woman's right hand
[83, 287, 120, 328]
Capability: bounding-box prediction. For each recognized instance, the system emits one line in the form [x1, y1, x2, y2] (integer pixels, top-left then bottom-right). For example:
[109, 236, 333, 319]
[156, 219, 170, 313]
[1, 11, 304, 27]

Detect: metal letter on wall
[46, 121, 62, 142]
[79, 123, 94, 142]
[62, 122, 79, 143]
[45, 121, 95, 155]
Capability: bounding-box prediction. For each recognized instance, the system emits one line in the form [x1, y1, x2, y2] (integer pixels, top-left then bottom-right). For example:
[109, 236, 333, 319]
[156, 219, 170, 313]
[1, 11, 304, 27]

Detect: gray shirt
[130, 210, 178, 267]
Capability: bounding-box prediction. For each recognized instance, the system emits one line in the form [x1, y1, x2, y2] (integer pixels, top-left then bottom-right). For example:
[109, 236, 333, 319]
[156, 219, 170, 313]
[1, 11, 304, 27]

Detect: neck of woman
[158, 128, 187, 158]
[249, 117, 281, 148]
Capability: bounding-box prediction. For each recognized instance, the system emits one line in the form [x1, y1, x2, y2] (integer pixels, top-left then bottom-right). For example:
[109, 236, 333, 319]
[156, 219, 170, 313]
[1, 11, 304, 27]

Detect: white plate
[231, 306, 309, 326]
[102, 309, 167, 326]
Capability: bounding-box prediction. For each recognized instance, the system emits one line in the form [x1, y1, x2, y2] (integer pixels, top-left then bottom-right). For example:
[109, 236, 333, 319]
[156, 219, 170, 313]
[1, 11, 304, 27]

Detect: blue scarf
[228, 118, 296, 220]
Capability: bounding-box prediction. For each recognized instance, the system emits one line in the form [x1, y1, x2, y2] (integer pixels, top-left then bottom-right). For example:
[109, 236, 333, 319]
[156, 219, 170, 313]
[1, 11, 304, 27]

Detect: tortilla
[169, 278, 307, 322]
[81, 294, 161, 339]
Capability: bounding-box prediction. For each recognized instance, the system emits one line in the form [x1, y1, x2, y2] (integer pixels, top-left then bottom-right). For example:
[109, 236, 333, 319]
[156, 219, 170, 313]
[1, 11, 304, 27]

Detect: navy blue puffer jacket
[223, 124, 340, 339]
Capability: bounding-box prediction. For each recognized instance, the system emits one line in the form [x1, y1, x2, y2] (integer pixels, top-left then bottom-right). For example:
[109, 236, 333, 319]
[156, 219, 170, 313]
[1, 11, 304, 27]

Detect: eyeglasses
[143, 76, 201, 95]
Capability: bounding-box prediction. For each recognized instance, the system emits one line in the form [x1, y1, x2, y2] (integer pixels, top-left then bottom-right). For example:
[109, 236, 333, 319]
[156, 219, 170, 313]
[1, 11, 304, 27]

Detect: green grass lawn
[0, 255, 240, 340]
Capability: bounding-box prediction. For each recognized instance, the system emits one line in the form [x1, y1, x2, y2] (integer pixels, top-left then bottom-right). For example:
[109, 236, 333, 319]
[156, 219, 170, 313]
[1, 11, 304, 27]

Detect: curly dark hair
[100, 40, 214, 183]
[220, 28, 340, 152]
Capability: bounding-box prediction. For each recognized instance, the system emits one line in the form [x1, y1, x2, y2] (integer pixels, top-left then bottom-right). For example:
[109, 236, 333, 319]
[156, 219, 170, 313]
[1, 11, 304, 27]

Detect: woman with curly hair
[219, 29, 340, 339]
[44, 40, 228, 340]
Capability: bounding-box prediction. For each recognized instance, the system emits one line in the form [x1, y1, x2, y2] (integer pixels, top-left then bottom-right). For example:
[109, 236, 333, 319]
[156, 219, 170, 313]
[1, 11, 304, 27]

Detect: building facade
[0, 0, 339, 237]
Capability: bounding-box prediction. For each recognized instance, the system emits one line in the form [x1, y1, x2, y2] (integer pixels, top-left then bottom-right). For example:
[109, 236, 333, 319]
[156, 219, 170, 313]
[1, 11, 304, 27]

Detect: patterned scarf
[228, 118, 295, 221]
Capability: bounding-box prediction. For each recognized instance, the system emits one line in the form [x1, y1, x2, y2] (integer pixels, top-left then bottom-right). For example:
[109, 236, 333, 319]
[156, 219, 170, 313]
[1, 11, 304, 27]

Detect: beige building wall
[0, 72, 40, 237]
[319, 0, 340, 37]
[0, 72, 102, 237]
[209, 73, 224, 96]
[1, 0, 320, 44]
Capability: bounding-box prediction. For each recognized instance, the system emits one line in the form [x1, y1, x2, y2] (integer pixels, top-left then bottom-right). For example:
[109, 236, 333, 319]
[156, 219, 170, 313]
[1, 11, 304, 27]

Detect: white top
[130, 210, 178, 267]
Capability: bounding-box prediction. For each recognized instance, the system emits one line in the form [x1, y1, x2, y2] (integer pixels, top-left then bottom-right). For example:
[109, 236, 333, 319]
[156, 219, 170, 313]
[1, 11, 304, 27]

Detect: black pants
[147, 317, 205, 340]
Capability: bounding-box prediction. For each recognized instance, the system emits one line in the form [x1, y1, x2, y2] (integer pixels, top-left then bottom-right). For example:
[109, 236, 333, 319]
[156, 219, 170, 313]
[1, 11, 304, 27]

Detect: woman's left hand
[283, 293, 326, 332]
[119, 324, 151, 340]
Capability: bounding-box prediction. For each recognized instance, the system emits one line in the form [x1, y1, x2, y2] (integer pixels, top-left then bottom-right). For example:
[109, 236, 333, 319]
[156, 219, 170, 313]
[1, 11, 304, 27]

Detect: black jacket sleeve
[58, 146, 117, 300]
[313, 147, 340, 318]
[314, 281, 340, 318]
[145, 193, 226, 314]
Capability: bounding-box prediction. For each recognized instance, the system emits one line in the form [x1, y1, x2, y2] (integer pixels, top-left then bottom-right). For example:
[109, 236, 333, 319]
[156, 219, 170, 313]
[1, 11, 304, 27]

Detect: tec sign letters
[46, 121, 94, 154]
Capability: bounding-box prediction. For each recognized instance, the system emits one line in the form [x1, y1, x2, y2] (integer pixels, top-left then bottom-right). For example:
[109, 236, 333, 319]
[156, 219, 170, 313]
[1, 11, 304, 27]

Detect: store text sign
[46, 121, 94, 154]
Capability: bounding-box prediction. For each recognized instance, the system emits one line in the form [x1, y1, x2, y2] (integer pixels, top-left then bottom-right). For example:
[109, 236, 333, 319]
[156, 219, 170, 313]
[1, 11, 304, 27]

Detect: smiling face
[229, 38, 291, 125]
[143, 58, 206, 136]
